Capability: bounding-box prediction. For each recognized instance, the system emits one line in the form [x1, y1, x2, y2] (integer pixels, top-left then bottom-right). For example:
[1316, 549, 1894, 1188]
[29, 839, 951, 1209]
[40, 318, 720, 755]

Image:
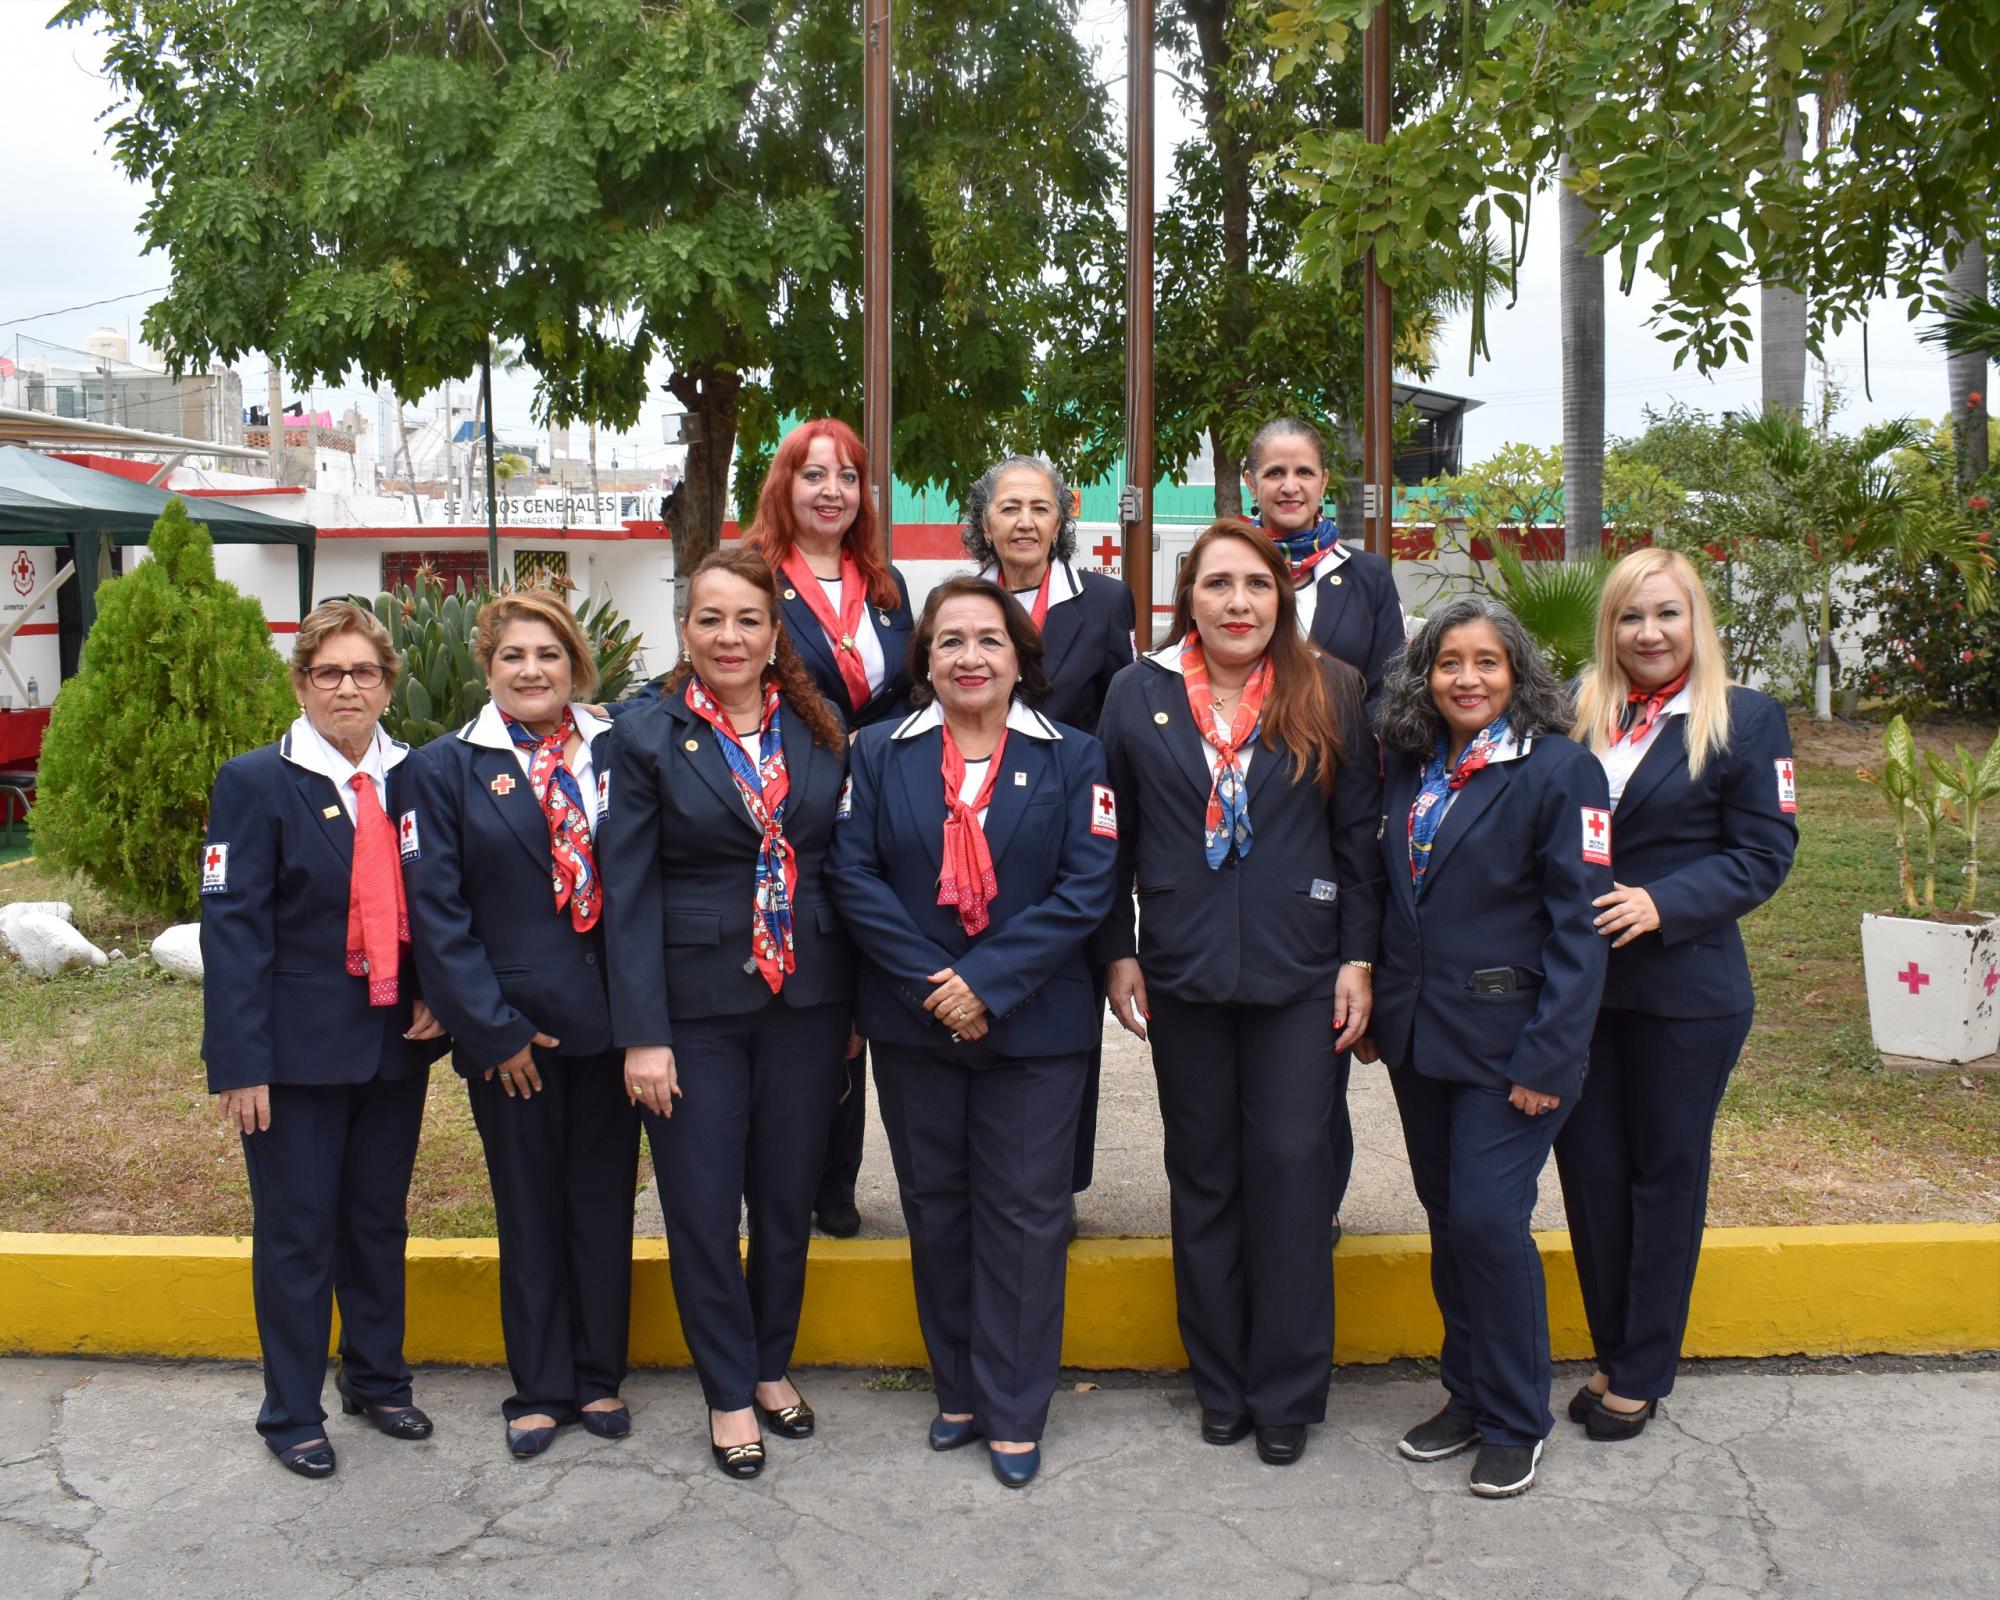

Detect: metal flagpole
[1361, 0, 1394, 563]
[862, 0, 894, 559]
[1123, 0, 1156, 648]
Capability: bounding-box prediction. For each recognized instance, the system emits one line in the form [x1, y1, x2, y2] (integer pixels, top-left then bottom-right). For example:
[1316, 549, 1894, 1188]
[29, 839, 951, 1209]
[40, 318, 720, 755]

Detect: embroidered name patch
[200, 842, 229, 894]
[398, 810, 421, 862]
[1775, 758, 1797, 814]
[1580, 806, 1612, 866]
[1090, 784, 1118, 839]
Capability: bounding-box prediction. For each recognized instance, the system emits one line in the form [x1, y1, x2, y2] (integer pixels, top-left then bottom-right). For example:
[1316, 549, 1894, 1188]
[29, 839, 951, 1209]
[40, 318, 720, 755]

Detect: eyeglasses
[304, 662, 387, 691]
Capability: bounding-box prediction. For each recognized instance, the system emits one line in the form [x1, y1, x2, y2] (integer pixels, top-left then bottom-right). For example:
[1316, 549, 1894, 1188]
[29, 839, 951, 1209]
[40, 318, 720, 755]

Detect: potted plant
[1857, 717, 2000, 1063]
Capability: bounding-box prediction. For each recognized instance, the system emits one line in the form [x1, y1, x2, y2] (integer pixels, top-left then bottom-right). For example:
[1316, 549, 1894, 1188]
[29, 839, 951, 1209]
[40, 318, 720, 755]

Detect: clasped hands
[925, 968, 990, 1042]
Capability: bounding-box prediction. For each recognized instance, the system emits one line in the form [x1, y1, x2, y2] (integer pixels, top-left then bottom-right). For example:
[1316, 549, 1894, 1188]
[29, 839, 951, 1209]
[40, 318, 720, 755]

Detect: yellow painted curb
[1, 1225, 1994, 1367]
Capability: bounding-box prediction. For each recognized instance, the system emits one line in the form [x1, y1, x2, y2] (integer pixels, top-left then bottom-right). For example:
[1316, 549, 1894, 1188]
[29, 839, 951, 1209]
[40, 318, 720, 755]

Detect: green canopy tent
[0, 445, 317, 633]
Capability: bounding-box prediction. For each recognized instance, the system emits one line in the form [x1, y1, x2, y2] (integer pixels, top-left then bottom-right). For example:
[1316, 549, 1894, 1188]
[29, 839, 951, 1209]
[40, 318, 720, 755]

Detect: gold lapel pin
[1153, 711, 1170, 725]
[783, 587, 797, 600]
[321, 805, 341, 819]
[684, 738, 700, 752]
[1329, 574, 1344, 586]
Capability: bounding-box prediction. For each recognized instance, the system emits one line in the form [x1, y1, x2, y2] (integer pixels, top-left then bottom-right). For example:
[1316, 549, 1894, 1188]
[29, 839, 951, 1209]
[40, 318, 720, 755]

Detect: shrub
[34, 499, 296, 918]
[362, 571, 645, 747]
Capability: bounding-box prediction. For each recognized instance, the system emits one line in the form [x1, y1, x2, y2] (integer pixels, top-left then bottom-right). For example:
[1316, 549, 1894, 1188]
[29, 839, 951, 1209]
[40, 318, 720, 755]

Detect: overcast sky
[2, 4, 1961, 480]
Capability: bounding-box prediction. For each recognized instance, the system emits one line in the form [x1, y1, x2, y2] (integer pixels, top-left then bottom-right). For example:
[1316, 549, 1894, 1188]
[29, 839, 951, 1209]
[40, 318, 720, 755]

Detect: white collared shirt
[1292, 542, 1352, 638]
[978, 557, 1085, 625]
[1145, 641, 1255, 782]
[283, 715, 404, 822]
[1598, 685, 1691, 808]
[893, 699, 1060, 826]
[814, 576, 888, 698]
[461, 700, 613, 837]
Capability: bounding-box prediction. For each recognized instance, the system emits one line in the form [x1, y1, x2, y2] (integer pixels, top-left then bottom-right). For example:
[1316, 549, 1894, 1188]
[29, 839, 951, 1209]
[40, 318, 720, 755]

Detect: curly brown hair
[663, 548, 847, 750]
[907, 575, 1052, 710]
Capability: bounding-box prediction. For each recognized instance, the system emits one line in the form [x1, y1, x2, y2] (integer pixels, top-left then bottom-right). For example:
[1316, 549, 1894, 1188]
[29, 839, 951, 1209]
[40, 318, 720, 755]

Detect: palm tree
[1559, 154, 1604, 561]
[1760, 107, 1808, 418]
[1941, 236, 1991, 484]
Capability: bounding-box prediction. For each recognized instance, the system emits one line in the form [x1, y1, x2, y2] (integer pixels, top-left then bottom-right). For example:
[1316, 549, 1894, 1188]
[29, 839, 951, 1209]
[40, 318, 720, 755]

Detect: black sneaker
[1468, 1438, 1543, 1498]
[1397, 1407, 1479, 1462]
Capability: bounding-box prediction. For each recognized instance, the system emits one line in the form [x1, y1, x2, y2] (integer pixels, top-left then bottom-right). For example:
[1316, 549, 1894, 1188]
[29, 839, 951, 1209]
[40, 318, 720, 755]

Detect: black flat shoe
[756, 1394, 815, 1439]
[1200, 1409, 1252, 1446]
[711, 1438, 766, 1479]
[1254, 1423, 1308, 1466]
[1567, 1383, 1607, 1425]
[815, 1201, 862, 1238]
[990, 1444, 1040, 1488]
[1586, 1397, 1658, 1441]
[580, 1405, 632, 1440]
[340, 1394, 434, 1440]
[276, 1440, 336, 1479]
[928, 1414, 984, 1452]
[506, 1422, 556, 1459]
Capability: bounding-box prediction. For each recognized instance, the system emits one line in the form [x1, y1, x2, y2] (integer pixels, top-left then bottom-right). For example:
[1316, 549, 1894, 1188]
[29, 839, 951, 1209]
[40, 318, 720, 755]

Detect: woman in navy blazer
[1099, 520, 1382, 1468]
[404, 589, 639, 1459]
[600, 548, 854, 1482]
[963, 452, 1135, 1204]
[1358, 597, 1611, 1499]
[1243, 417, 1406, 1243]
[827, 576, 1118, 1488]
[742, 417, 914, 1240]
[1555, 548, 1798, 1440]
[200, 601, 447, 1480]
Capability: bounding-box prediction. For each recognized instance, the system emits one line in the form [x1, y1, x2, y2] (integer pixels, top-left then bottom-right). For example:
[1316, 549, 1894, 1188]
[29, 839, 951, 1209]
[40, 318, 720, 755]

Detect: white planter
[1860, 911, 2000, 1063]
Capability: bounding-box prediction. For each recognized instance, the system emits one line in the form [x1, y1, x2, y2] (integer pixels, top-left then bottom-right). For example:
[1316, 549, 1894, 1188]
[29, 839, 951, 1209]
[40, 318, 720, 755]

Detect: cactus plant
[359, 570, 644, 748]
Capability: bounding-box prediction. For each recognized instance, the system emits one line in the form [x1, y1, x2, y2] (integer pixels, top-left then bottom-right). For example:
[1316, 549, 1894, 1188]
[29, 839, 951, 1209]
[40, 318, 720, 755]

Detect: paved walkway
[636, 1029, 1569, 1239]
[3, 1357, 1992, 1599]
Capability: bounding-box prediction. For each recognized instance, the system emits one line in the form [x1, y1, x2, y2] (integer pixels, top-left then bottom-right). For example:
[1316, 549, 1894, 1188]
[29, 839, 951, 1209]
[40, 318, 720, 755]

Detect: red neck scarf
[1013, 564, 1053, 629]
[501, 707, 602, 932]
[685, 678, 795, 993]
[1612, 669, 1690, 747]
[344, 772, 408, 1006]
[1180, 637, 1273, 868]
[937, 722, 1010, 937]
[784, 549, 873, 710]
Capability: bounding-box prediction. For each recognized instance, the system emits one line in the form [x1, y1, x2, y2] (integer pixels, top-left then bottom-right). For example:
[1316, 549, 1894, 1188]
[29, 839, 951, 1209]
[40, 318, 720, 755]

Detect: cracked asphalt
[3, 1357, 1992, 1599]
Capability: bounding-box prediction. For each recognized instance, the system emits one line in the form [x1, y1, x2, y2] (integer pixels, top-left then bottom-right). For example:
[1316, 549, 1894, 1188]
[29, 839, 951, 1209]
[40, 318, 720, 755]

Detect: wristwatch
[1342, 959, 1375, 973]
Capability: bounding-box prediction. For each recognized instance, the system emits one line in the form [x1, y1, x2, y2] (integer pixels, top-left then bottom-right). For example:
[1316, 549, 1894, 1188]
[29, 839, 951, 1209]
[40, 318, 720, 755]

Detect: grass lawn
[0, 709, 1995, 1235]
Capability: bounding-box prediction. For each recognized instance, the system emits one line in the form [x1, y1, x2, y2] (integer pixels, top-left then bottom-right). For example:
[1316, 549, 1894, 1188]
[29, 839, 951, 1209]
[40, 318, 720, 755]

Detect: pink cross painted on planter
[1985, 965, 1998, 998]
[1897, 962, 1931, 995]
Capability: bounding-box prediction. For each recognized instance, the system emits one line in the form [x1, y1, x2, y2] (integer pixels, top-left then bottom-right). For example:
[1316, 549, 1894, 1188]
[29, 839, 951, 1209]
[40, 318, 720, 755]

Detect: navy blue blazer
[826, 703, 1119, 1057]
[403, 706, 616, 1076]
[780, 564, 916, 731]
[987, 561, 1136, 736]
[1597, 686, 1797, 1017]
[1096, 650, 1384, 1005]
[1371, 733, 1611, 1101]
[1303, 545, 1404, 711]
[598, 686, 854, 1048]
[199, 732, 447, 1094]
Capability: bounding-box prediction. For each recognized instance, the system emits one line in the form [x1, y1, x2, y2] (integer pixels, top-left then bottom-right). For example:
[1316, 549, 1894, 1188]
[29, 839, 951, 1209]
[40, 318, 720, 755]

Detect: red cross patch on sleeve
[1580, 806, 1612, 866]
[1774, 758, 1797, 813]
[200, 842, 229, 894]
[1091, 783, 1118, 839]
[398, 810, 421, 862]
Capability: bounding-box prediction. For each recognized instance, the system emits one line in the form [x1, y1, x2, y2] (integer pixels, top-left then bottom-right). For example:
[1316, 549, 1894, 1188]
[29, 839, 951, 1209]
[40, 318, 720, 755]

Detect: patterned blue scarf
[1408, 715, 1509, 898]
[1257, 514, 1342, 582]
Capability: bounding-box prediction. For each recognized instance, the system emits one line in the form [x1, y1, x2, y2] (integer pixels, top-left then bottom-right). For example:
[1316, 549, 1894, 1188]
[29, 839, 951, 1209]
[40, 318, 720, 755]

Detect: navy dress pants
[1390, 1067, 1571, 1448]
[1069, 964, 1110, 1194]
[647, 999, 848, 1412]
[240, 1071, 429, 1452]
[814, 1046, 867, 1213]
[1150, 992, 1337, 1427]
[466, 1045, 640, 1422]
[1327, 1049, 1355, 1217]
[1555, 1005, 1753, 1401]
[873, 1042, 1088, 1443]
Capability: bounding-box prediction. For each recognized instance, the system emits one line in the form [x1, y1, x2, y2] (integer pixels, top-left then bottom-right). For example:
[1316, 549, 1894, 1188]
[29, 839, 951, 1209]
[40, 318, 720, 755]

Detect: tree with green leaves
[35, 500, 296, 918]
[67, 0, 1120, 573]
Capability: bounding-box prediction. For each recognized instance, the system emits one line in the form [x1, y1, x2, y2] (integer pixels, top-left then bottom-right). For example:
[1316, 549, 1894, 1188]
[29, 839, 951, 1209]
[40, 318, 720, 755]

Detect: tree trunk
[1188, 0, 1253, 523]
[1760, 109, 1808, 419]
[665, 366, 743, 619]
[1946, 234, 1990, 485]
[1559, 156, 1605, 560]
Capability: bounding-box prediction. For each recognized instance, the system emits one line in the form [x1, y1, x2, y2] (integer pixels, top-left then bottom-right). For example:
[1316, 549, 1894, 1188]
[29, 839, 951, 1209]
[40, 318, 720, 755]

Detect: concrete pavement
[2, 1356, 1992, 1599]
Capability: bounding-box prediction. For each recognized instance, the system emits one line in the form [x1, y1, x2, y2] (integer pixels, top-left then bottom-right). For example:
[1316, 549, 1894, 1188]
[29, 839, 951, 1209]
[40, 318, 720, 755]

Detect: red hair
[741, 418, 900, 609]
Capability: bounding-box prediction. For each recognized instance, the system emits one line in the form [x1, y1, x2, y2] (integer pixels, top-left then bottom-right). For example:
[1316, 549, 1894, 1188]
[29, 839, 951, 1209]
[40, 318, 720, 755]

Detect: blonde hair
[473, 589, 598, 701]
[1573, 547, 1731, 779]
[292, 600, 399, 692]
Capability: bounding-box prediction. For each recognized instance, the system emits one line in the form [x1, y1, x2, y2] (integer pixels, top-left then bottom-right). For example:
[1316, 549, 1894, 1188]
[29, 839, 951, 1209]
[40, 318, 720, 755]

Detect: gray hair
[1377, 596, 1577, 756]
[1245, 416, 1328, 479]
[961, 455, 1078, 568]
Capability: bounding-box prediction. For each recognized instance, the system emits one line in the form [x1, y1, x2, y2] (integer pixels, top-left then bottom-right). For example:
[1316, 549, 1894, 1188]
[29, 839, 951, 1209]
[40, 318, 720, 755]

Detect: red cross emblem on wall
[10, 551, 33, 598]
[1093, 535, 1122, 567]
